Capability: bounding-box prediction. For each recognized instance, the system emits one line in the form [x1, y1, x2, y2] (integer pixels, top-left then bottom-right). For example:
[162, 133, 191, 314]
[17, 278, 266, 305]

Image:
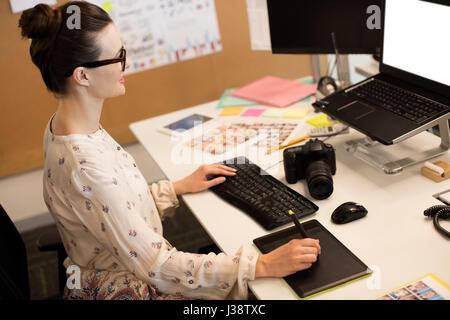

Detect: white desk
[130, 99, 450, 300]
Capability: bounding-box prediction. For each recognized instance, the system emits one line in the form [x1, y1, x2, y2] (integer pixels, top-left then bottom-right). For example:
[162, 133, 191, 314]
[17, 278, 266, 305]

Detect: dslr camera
[283, 139, 336, 200]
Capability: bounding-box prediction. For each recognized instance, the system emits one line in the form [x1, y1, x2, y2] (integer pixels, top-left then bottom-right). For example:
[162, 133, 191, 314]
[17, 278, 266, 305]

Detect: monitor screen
[267, 0, 382, 54]
[382, 0, 450, 87]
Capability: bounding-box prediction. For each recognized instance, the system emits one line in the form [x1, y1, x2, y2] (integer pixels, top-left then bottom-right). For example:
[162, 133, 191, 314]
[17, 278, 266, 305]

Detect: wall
[0, 0, 326, 178]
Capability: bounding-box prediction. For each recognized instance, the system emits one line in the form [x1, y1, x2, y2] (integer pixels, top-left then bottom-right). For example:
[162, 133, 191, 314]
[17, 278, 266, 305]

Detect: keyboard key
[208, 156, 318, 230]
[348, 79, 449, 124]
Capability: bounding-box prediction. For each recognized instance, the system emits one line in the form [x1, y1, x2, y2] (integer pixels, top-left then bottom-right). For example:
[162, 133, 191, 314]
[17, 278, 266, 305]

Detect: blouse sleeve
[150, 180, 179, 220]
[69, 161, 258, 300]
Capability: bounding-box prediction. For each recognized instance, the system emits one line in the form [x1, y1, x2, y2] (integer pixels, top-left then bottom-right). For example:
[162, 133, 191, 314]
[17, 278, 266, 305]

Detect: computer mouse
[331, 202, 368, 224]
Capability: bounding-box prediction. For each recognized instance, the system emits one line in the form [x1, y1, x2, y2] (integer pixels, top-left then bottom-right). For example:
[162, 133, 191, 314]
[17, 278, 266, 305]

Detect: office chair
[36, 226, 67, 294]
[0, 204, 67, 299]
[0, 204, 31, 299]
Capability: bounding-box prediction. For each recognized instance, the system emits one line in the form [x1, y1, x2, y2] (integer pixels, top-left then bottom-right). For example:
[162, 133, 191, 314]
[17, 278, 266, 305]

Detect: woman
[19, 2, 321, 300]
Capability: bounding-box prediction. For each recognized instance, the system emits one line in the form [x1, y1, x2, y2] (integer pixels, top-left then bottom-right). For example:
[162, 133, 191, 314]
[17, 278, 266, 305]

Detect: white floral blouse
[42, 114, 257, 300]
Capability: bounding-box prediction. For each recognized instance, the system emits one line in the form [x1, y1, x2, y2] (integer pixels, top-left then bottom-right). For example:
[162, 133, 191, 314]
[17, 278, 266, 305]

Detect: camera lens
[305, 160, 333, 200]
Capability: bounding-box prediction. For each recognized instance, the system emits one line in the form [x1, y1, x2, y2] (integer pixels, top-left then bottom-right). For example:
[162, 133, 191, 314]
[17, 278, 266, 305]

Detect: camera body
[283, 139, 336, 200]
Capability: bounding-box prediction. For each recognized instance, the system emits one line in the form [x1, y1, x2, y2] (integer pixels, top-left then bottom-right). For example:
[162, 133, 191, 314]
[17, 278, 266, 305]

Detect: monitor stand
[344, 119, 450, 174]
[335, 53, 350, 88]
[310, 54, 350, 88]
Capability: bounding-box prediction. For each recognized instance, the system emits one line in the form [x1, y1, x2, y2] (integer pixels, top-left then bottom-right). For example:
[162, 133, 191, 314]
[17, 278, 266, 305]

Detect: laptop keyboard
[208, 157, 318, 230]
[347, 79, 449, 124]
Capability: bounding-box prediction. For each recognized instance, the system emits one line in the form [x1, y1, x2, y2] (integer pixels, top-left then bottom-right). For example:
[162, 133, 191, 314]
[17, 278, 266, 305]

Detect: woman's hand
[255, 238, 321, 278]
[173, 164, 237, 195]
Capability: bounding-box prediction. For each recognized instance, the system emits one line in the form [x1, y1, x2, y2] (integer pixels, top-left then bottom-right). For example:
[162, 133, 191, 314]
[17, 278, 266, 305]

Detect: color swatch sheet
[376, 274, 449, 300]
[185, 121, 299, 155]
[229, 76, 317, 108]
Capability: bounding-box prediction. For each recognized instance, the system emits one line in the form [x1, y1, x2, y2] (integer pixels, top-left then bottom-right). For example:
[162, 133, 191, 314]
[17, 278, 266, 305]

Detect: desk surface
[130, 98, 450, 300]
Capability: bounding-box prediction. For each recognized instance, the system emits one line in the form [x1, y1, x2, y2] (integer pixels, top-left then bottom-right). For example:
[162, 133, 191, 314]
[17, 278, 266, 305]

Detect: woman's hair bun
[18, 1, 113, 94]
[18, 4, 62, 40]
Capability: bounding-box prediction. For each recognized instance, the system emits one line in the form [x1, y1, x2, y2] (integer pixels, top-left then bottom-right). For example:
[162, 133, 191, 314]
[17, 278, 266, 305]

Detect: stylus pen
[266, 134, 310, 155]
[288, 210, 309, 238]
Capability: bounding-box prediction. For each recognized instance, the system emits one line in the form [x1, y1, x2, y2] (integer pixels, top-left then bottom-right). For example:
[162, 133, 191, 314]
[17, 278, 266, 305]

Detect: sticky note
[299, 77, 315, 85]
[217, 89, 259, 109]
[282, 108, 309, 119]
[219, 107, 244, 116]
[240, 108, 266, 117]
[102, 1, 113, 12]
[262, 108, 285, 118]
[307, 114, 337, 127]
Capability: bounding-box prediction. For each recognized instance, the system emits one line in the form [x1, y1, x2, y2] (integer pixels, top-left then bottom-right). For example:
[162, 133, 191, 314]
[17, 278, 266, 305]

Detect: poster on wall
[9, 0, 56, 14]
[87, 0, 223, 75]
[245, 0, 271, 51]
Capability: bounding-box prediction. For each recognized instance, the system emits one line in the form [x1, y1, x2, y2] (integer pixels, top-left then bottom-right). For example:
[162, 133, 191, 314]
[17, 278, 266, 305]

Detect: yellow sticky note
[102, 1, 113, 12]
[262, 108, 285, 118]
[283, 108, 309, 119]
[307, 114, 337, 127]
[219, 106, 244, 116]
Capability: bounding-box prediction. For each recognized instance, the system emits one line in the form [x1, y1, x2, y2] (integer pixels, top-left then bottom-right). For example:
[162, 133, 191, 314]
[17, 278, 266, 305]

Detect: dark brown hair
[18, 1, 112, 94]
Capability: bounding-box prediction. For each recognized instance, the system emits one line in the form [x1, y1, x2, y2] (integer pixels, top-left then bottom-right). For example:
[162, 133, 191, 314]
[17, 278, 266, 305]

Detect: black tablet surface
[253, 219, 372, 298]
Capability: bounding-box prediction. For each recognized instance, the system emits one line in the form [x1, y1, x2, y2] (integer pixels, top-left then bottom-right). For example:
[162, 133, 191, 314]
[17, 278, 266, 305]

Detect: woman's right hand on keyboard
[254, 238, 321, 278]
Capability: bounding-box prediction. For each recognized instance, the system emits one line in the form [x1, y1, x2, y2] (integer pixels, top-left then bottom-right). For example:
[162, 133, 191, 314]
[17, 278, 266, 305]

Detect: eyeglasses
[65, 47, 126, 77]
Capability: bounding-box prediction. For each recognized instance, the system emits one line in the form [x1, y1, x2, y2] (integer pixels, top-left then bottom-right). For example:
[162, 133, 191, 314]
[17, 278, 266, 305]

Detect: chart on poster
[87, 0, 222, 75]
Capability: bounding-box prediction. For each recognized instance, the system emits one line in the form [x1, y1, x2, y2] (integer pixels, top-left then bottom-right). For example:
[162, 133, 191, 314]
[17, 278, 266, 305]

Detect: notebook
[253, 219, 372, 298]
[230, 76, 317, 108]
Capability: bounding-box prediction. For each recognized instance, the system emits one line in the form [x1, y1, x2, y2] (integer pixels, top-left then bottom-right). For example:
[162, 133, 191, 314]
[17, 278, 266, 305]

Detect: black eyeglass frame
[64, 47, 126, 77]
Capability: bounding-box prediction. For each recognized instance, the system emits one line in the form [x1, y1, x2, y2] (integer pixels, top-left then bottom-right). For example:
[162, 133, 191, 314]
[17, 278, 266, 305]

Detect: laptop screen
[383, 0, 450, 87]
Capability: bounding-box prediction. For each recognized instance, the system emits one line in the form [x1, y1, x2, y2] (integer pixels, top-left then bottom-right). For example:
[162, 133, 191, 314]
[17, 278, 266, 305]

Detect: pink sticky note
[240, 108, 266, 117]
[230, 76, 317, 108]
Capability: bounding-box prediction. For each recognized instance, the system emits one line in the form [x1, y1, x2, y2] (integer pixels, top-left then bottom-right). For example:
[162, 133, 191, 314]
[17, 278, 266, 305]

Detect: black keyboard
[208, 157, 318, 230]
[347, 79, 449, 124]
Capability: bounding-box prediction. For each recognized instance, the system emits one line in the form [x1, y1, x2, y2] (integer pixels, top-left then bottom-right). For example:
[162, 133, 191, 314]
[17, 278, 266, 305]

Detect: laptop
[313, 0, 450, 145]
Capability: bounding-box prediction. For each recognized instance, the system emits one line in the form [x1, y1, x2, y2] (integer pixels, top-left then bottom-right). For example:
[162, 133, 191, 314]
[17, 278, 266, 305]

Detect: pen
[288, 210, 309, 238]
[266, 134, 310, 155]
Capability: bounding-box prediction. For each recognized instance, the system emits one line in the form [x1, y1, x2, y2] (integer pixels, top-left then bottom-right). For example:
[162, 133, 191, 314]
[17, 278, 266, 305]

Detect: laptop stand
[344, 119, 450, 174]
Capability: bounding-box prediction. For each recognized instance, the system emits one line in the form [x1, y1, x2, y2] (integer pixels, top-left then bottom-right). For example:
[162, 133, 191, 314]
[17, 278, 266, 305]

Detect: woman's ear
[72, 67, 90, 87]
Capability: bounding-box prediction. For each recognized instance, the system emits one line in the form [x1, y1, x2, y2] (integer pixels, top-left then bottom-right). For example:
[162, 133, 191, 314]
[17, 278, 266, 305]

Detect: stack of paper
[216, 89, 259, 109]
[229, 76, 317, 108]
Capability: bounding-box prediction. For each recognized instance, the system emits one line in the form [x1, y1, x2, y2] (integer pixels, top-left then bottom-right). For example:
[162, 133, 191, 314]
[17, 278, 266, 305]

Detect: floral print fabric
[42, 114, 257, 300]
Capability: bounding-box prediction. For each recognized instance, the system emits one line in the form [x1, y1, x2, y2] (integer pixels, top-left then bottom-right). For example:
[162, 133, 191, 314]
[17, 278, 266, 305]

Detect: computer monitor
[311, 0, 449, 174]
[267, 0, 382, 55]
[381, 0, 450, 97]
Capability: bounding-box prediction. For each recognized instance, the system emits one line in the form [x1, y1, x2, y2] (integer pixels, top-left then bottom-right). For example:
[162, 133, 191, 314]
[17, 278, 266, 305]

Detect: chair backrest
[0, 204, 30, 299]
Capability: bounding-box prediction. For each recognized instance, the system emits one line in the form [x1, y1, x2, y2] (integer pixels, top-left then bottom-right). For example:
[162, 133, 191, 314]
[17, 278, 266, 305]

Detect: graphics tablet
[253, 219, 372, 298]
